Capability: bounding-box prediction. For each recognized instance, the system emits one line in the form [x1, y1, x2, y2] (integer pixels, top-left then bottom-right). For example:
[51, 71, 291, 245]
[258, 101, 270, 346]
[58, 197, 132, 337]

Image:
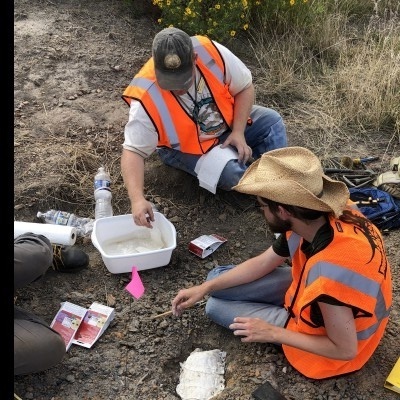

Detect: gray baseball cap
[152, 27, 194, 91]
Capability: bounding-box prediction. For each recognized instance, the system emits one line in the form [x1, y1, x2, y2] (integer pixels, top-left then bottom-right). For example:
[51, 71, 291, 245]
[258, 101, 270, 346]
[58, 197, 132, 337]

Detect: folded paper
[194, 145, 239, 194]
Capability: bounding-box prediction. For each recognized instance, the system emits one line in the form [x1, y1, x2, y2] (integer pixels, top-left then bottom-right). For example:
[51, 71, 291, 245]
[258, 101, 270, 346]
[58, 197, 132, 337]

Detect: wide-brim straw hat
[233, 147, 349, 218]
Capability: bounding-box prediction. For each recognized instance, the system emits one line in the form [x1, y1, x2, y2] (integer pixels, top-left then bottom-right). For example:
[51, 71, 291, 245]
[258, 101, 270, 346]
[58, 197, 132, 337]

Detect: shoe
[52, 245, 89, 273]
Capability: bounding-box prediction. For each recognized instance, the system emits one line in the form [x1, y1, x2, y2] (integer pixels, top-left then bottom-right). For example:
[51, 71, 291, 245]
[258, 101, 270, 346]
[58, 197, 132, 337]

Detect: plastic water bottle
[36, 210, 93, 236]
[94, 167, 113, 219]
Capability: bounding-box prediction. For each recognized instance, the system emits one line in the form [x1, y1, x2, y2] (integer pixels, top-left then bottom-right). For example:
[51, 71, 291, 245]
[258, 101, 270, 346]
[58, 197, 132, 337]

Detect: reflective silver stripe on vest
[307, 261, 390, 340]
[286, 233, 301, 304]
[129, 77, 180, 149]
[192, 37, 224, 82]
[127, 38, 224, 150]
[287, 232, 301, 259]
[356, 288, 391, 340]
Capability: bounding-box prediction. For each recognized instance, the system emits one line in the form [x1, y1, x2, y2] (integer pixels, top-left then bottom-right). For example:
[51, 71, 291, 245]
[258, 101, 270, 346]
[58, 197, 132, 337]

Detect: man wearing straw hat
[172, 146, 392, 379]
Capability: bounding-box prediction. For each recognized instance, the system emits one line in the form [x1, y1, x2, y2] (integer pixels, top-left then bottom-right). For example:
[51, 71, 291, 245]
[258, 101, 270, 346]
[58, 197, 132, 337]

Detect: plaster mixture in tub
[101, 227, 166, 255]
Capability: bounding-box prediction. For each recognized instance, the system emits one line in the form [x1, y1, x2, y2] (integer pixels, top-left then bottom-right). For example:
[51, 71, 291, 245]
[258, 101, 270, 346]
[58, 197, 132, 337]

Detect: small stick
[14, 394, 23, 400]
[150, 310, 173, 319]
[149, 300, 207, 320]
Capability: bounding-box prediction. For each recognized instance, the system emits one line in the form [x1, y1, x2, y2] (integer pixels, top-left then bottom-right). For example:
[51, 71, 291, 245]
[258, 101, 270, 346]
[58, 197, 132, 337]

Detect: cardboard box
[50, 301, 115, 350]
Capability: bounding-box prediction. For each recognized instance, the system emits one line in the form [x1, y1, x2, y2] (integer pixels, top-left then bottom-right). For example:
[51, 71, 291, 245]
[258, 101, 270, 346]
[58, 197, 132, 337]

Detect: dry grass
[247, 0, 400, 164]
[14, 125, 128, 219]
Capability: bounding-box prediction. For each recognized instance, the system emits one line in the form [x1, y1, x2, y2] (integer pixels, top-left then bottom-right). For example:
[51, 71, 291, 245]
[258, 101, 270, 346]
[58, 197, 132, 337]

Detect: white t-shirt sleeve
[122, 100, 158, 158]
[213, 41, 252, 96]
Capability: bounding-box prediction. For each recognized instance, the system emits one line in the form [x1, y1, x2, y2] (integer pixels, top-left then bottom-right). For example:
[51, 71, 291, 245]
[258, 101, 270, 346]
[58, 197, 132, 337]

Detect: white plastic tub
[91, 213, 177, 273]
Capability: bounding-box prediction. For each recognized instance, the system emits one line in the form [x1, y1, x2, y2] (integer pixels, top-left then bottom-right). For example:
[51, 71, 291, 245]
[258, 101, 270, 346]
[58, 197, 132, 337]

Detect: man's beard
[267, 214, 292, 234]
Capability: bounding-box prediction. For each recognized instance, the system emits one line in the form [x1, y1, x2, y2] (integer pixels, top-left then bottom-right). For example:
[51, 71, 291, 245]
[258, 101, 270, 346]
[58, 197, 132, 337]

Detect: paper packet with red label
[188, 234, 227, 259]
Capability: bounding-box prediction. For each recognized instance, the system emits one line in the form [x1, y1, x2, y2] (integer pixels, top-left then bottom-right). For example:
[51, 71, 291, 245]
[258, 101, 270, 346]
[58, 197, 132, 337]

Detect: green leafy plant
[152, 0, 261, 43]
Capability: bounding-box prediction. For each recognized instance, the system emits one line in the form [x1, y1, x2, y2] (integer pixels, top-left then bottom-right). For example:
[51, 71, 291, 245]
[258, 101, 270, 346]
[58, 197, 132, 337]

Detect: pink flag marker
[125, 266, 145, 299]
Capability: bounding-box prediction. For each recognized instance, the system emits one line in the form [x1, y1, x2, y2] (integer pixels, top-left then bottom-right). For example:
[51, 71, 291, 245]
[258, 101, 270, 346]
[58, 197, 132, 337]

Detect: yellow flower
[215, 4, 220, 9]
[303, 0, 308, 2]
[243, 24, 248, 30]
[241, 14, 244, 18]
[166, 0, 171, 5]
[185, 7, 192, 14]
[157, 18, 162, 23]
[255, 1, 260, 4]
[290, 0, 295, 5]
[230, 30, 236, 36]
[242, 0, 248, 7]
[213, 21, 217, 26]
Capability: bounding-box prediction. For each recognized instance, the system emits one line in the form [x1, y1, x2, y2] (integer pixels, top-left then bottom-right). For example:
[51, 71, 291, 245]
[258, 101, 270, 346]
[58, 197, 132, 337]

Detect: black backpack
[349, 187, 400, 231]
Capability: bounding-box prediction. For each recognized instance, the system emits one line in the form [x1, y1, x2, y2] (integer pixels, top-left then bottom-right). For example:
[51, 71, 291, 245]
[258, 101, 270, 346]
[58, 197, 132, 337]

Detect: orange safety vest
[122, 36, 235, 155]
[283, 207, 392, 379]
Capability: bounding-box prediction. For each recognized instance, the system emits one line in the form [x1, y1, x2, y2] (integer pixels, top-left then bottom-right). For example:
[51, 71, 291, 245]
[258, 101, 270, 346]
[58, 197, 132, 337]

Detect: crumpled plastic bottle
[37, 210, 94, 237]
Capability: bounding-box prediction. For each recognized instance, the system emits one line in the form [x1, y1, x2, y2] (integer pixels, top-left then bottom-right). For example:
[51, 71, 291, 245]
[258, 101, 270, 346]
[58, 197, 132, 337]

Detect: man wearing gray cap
[171, 147, 392, 380]
[121, 27, 287, 227]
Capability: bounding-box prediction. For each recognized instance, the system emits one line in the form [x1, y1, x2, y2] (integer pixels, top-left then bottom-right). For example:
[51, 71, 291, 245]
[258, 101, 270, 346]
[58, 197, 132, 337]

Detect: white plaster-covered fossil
[176, 348, 226, 400]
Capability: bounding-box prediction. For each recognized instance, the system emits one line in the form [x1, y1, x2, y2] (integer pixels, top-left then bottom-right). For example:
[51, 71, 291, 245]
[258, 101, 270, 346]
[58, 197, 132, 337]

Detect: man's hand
[229, 317, 280, 343]
[132, 199, 154, 228]
[171, 286, 206, 317]
[221, 132, 252, 164]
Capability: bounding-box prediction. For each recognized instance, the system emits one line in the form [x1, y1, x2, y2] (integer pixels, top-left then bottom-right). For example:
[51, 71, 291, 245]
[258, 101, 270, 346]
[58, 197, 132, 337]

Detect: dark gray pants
[14, 233, 65, 375]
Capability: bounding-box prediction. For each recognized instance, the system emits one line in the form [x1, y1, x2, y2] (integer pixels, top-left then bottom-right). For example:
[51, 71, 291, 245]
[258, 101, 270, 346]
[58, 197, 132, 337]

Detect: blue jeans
[204, 264, 292, 329]
[156, 105, 287, 190]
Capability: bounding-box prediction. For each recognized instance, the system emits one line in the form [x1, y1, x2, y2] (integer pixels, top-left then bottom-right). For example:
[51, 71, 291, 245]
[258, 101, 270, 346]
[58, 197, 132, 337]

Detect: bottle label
[55, 211, 71, 225]
[94, 179, 111, 190]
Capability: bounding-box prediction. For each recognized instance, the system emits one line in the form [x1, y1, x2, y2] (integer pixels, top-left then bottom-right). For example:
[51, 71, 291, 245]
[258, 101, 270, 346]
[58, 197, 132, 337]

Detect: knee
[218, 160, 246, 190]
[205, 298, 232, 329]
[39, 332, 66, 369]
[14, 328, 66, 375]
[205, 298, 219, 322]
[250, 106, 282, 125]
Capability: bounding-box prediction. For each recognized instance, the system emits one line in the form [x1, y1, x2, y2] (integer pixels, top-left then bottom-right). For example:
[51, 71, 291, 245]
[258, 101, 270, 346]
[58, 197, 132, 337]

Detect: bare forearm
[232, 304, 357, 361]
[271, 326, 356, 361]
[231, 84, 254, 134]
[172, 247, 285, 316]
[121, 149, 146, 203]
[202, 247, 284, 294]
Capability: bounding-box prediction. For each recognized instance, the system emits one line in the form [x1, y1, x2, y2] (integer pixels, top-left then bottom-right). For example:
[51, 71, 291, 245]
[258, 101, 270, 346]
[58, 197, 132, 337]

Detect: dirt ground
[13, 1, 399, 399]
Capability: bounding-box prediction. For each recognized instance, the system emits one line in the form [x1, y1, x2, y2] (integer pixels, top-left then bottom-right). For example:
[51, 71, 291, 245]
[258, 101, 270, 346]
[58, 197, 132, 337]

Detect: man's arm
[172, 246, 286, 316]
[215, 41, 254, 164]
[121, 149, 154, 227]
[220, 83, 255, 164]
[230, 302, 358, 361]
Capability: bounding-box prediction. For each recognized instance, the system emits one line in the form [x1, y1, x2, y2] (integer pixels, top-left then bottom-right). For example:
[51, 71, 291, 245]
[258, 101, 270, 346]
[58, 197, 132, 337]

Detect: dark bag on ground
[349, 187, 400, 230]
